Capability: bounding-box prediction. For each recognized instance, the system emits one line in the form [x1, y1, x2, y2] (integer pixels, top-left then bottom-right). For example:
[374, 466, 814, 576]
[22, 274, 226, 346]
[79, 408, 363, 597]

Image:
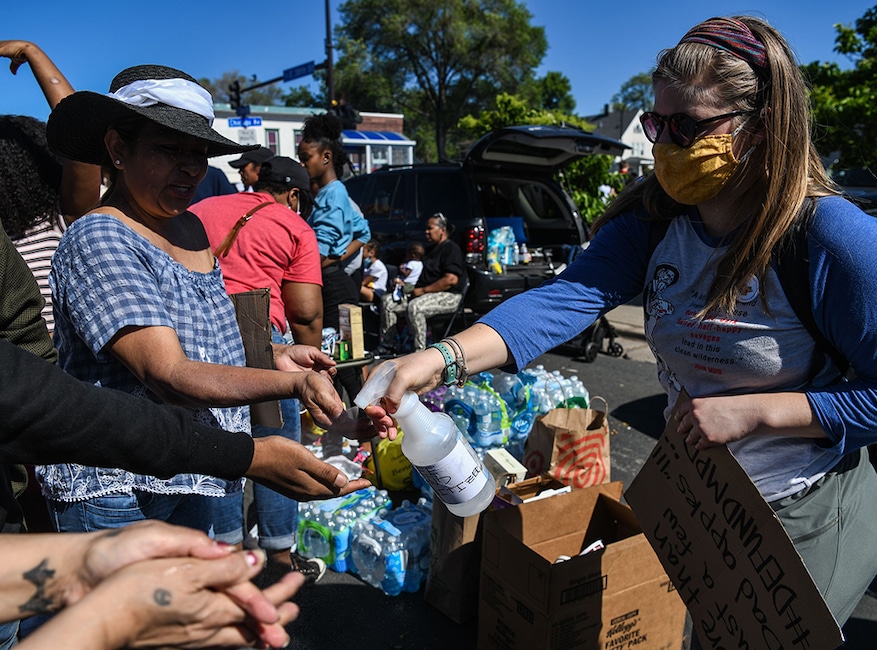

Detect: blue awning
[342, 130, 415, 145]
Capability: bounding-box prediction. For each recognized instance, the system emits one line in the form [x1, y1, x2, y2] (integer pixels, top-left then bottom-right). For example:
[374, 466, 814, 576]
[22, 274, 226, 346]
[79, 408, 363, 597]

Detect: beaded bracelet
[428, 341, 458, 386]
[442, 336, 469, 387]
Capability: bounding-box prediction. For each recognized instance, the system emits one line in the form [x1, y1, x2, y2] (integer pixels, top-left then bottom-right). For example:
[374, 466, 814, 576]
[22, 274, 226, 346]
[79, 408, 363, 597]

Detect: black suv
[344, 124, 628, 314]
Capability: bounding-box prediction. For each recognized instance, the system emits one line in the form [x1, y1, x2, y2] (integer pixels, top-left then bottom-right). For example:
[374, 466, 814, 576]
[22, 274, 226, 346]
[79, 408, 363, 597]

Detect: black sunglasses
[640, 109, 756, 148]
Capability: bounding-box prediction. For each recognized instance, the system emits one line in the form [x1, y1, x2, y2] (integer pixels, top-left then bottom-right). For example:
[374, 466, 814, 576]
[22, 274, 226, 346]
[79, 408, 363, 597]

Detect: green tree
[459, 93, 617, 224]
[611, 71, 654, 112]
[337, 0, 547, 160]
[283, 85, 322, 109]
[533, 71, 576, 113]
[199, 71, 285, 108]
[804, 7, 877, 172]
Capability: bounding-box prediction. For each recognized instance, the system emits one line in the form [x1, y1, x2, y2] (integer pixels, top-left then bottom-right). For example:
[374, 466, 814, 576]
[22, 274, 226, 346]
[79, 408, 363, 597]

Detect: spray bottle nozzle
[354, 362, 398, 410]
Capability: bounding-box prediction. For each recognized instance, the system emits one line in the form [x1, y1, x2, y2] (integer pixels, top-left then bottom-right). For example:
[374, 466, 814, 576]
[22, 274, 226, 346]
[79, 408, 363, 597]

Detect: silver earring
[114, 159, 121, 166]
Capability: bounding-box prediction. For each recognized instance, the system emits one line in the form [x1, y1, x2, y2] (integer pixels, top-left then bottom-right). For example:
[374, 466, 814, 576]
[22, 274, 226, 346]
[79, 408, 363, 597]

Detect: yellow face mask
[653, 134, 742, 205]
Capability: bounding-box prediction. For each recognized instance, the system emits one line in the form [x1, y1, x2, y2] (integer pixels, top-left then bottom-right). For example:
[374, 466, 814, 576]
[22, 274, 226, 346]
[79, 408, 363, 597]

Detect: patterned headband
[680, 17, 768, 72]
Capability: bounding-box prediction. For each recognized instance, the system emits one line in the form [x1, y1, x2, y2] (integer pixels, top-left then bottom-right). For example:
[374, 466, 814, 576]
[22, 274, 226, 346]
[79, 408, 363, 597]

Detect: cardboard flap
[489, 481, 623, 547]
[479, 481, 687, 650]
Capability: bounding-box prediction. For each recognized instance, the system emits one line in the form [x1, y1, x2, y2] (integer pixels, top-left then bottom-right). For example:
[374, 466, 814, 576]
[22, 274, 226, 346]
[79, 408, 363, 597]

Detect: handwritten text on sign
[625, 392, 842, 650]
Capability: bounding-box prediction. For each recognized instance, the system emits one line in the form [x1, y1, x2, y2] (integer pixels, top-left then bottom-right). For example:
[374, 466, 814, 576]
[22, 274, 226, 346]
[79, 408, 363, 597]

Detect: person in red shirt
[191, 156, 325, 576]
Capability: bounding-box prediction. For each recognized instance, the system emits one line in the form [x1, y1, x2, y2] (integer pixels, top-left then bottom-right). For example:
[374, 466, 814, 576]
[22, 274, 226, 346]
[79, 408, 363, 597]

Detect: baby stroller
[557, 316, 624, 363]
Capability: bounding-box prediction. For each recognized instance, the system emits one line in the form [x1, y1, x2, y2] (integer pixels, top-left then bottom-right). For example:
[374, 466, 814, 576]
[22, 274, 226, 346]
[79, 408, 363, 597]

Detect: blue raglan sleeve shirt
[479, 210, 652, 371]
[803, 196, 877, 453]
[481, 196, 877, 455]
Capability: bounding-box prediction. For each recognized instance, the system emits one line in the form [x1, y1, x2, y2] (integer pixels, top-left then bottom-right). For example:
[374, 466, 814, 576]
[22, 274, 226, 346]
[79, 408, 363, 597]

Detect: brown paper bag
[229, 289, 282, 428]
[522, 397, 610, 488]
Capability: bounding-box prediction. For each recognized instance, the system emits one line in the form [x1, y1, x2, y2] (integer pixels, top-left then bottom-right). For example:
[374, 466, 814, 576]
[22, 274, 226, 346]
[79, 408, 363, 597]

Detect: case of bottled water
[297, 487, 391, 572]
[348, 498, 432, 596]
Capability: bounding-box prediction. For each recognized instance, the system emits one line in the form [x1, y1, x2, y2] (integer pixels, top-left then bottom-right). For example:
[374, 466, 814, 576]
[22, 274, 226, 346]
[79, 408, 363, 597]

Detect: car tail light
[463, 226, 484, 256]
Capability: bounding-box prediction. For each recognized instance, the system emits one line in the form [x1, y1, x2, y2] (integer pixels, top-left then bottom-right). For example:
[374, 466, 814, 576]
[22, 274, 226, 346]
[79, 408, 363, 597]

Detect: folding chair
[426, 274, 470, 343]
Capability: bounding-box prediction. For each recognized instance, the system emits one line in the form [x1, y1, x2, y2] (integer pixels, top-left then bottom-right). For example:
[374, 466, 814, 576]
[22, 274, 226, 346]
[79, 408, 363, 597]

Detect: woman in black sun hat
[41, 65, 374, 556]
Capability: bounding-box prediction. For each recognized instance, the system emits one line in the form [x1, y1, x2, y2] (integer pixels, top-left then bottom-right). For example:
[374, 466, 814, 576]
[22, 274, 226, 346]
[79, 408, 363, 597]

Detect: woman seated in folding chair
[375, 213, 466, 355]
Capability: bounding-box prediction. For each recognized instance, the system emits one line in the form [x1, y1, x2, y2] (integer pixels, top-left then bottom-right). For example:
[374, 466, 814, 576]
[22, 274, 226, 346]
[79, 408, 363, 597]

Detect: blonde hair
[592, 15, 839, 316]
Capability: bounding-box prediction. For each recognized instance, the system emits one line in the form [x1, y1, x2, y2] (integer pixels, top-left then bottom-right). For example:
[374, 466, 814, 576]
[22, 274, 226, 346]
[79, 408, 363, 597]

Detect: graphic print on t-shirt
[644, 263, 682, 393]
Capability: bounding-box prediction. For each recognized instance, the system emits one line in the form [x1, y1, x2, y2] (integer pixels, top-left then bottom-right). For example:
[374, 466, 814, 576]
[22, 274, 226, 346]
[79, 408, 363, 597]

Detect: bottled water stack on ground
[297, 487, 392, 572]
[348, 498, 432, 596]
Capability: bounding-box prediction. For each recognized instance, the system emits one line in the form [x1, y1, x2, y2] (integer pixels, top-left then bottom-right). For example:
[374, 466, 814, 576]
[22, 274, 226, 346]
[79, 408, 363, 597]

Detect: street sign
[235, 104, 251, 117]
[238, 129, 258, 145]
[283, 61, 316, 82]
[227, 117, 263, 128]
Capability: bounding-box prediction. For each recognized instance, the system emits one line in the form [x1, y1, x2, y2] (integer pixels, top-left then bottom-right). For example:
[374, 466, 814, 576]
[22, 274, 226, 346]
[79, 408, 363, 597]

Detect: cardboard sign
[625, 391, 843, 650]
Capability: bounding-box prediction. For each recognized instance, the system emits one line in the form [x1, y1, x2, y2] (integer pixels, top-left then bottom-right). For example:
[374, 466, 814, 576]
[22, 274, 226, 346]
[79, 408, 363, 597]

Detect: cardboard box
[493, 474, 569, 508]
[424, 501, 484, 624]
[478, 482, 686, 650]
[425, 476, 555, 624]
[485, 447, 528, 486]
[338, 303, 364, 359]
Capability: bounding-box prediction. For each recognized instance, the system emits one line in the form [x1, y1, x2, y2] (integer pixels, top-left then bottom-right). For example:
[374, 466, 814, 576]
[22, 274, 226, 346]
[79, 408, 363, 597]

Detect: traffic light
[228, 80, 241, 110]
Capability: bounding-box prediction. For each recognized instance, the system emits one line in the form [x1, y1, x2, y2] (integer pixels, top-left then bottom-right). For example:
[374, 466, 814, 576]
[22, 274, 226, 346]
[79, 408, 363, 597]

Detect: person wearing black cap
[42, 64, 371, 555]
[227, 146, 274, 191]
[191, 156, 325, 575]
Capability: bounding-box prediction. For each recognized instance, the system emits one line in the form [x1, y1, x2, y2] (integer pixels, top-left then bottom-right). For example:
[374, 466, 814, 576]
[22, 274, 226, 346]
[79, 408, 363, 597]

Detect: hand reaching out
[249, 435, 372, 499]
[273, 344, 336, 379]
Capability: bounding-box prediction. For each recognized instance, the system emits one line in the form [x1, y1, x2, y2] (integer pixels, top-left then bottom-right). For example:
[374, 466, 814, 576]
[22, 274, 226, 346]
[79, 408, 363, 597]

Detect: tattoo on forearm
[153, 589, 172, 606]
[19, 559, 56, 615]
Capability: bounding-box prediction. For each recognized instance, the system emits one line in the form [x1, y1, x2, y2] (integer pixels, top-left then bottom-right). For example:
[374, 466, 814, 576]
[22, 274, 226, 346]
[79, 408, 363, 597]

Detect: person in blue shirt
[367, 15, 877, 630]
[298, 113, 369, 419]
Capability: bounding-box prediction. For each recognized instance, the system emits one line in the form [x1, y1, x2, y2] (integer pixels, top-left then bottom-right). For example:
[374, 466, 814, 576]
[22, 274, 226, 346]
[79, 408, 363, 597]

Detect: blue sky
[3, 1, 872, 123]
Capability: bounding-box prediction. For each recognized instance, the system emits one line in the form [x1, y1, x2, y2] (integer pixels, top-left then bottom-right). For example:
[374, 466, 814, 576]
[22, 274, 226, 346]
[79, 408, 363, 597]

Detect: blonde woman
[369, 16, 877, 628]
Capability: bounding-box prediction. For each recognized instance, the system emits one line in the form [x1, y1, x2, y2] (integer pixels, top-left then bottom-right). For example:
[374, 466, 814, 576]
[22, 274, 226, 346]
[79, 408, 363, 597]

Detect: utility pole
[325, 0, 335, 107]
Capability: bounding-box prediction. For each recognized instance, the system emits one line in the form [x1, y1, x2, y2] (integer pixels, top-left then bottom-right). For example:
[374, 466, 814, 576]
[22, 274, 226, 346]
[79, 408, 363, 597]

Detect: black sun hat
[46, 64, 258, 165]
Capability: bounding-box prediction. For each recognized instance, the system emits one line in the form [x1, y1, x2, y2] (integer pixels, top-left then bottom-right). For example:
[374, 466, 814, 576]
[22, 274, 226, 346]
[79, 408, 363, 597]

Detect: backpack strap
[772, 199, 849, 375]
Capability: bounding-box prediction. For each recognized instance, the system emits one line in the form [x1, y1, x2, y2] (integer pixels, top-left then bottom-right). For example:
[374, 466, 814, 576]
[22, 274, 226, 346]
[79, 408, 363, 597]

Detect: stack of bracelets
[428, 337, 470, 387]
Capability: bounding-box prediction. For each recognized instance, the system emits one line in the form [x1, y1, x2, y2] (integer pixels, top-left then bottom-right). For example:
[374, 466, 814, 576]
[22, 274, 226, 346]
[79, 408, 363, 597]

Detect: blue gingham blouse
[37, 213, 248, 502]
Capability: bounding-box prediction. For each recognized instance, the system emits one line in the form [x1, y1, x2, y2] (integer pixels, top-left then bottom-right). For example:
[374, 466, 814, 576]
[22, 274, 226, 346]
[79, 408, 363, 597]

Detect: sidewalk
[604, 295, 654, 363]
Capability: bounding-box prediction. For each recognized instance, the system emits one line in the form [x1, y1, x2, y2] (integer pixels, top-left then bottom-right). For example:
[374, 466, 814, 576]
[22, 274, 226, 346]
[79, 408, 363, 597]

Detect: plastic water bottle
[299, 509, 333, 559]
[442, 384, 477, 442]
[520, 242, 531, 264]
[473, 390, 503, 447]
[492, 372, 522, 411]
[297, 488, 391, 571]
[349, 498, 432, 596]
[420, 385, 448, 413]
[567, 375, 590, 408]
[355, 363, 495, 517]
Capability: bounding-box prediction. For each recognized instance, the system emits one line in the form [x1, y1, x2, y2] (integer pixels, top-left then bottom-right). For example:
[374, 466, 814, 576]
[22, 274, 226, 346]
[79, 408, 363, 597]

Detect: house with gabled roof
[583, 105, 653, 176]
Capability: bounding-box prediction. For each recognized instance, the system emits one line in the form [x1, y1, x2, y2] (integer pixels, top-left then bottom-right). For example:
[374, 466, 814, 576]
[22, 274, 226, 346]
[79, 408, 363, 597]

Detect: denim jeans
[0, 620, 18, 649]
[48, 491, 219, 536]
[249, 327, 302, 551]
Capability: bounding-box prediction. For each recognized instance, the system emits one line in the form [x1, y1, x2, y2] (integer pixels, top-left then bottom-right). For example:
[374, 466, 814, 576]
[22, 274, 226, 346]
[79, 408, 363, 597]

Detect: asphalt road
[255, 319, 877, 649]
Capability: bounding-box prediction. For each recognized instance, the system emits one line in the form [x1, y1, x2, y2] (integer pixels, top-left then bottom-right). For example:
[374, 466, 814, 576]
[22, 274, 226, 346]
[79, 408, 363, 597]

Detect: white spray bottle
[355, 362, 495, 517]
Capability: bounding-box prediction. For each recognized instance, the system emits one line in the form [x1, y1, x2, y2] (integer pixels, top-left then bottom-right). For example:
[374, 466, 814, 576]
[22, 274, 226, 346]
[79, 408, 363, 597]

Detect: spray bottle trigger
[354, 362, 398, 409]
